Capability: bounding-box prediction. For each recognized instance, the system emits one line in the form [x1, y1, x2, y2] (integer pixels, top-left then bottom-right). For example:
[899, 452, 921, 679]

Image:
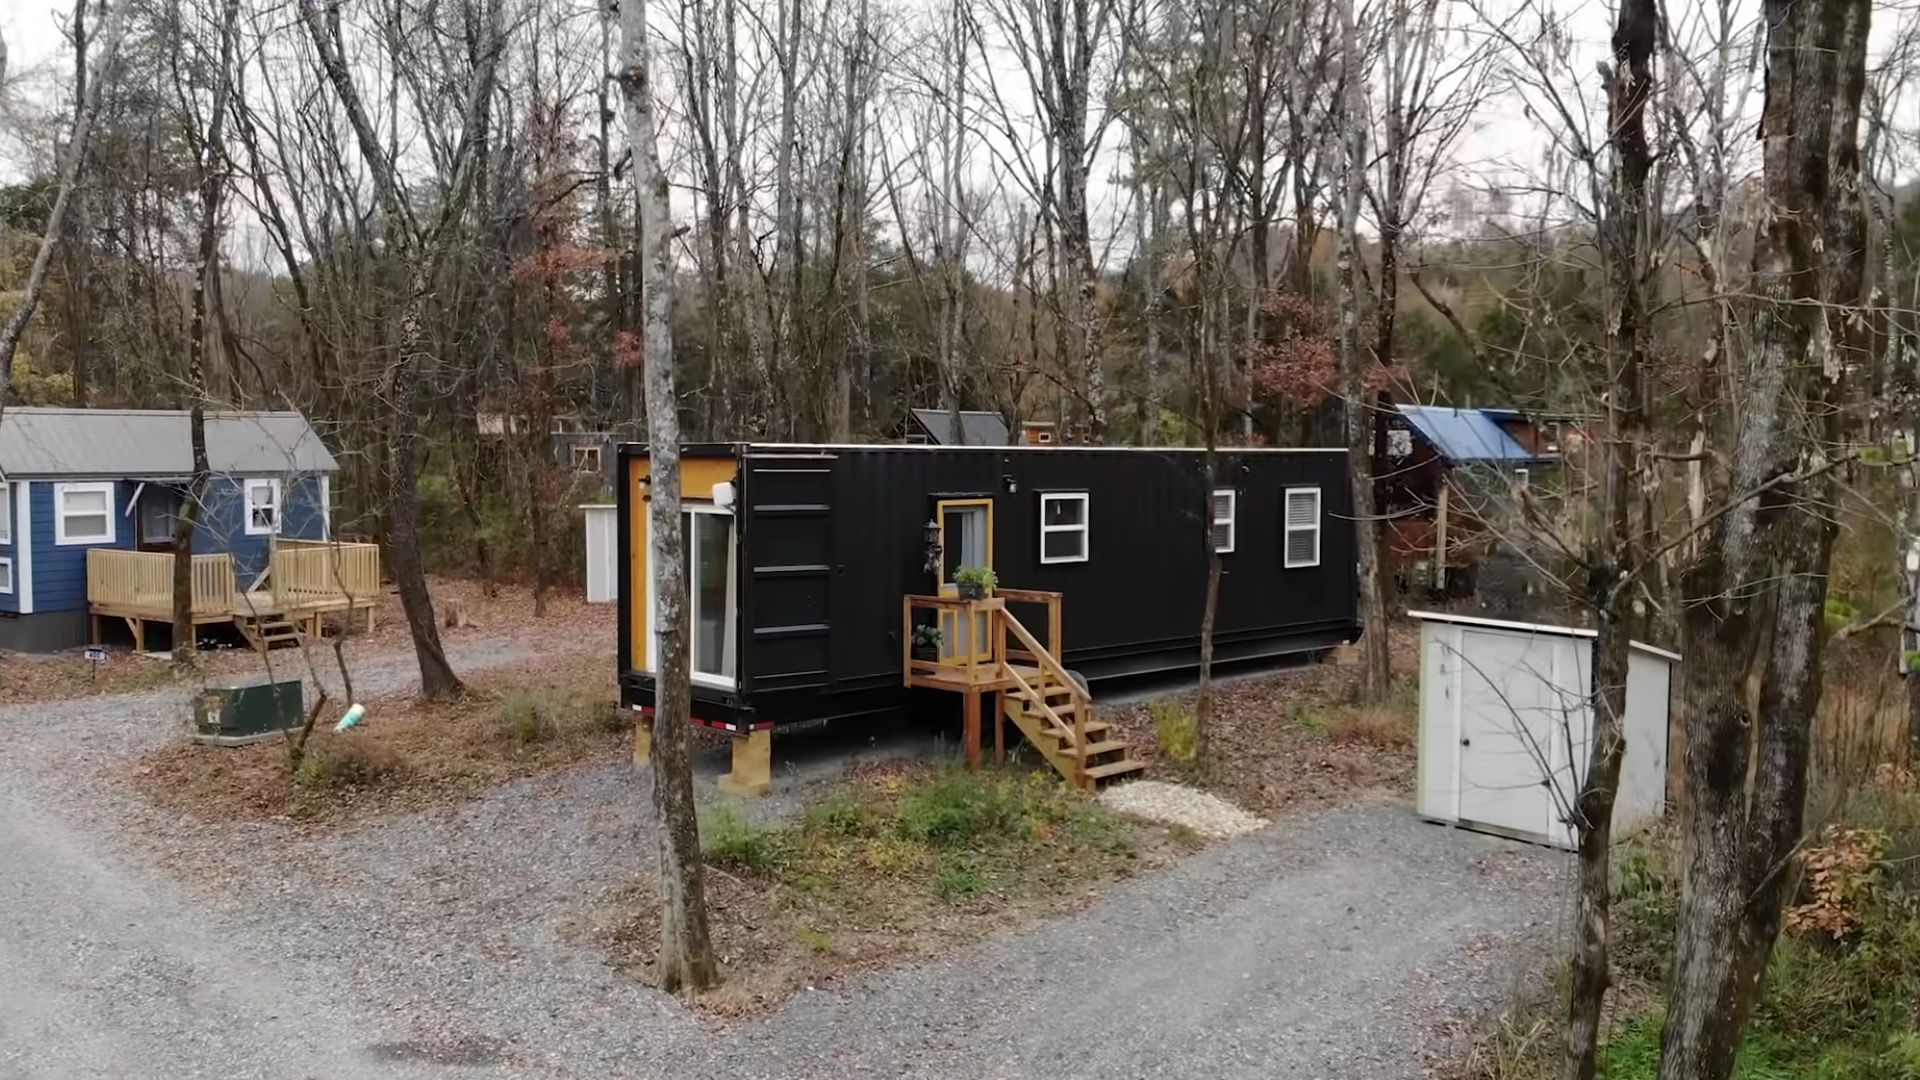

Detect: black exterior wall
[618, 443, 1361, 732]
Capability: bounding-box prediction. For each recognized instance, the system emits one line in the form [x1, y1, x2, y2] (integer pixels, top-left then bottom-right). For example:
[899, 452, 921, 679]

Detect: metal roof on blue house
[1394, 404, 1555, 464]
[0, 408, 338, 480]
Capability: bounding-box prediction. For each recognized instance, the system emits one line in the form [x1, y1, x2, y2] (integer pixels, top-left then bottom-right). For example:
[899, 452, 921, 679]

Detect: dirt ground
[126, 652, 626, 825]
[1105, 629, 1423, 819]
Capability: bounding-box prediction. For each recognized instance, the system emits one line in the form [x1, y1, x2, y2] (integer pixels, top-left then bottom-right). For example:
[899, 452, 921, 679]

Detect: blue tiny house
[0, 408, 371, 653]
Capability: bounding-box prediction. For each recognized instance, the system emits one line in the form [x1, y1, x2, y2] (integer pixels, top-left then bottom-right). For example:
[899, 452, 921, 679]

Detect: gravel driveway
[0, 640, 1569, 1080]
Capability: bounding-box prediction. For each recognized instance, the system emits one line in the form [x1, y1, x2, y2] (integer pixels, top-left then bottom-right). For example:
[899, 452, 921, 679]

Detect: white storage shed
[582, 504, 618, 603]
[1412, 611, 1677, 850]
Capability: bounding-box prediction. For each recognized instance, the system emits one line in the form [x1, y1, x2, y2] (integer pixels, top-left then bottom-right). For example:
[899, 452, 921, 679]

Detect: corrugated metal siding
[1396, 405, 1534, 463]
[0, 409, 338, 479]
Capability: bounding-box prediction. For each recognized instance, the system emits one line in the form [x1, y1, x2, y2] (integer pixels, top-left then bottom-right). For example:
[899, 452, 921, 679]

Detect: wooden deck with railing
[89, 540, 382, 651]
[903, 587, 1142, 788]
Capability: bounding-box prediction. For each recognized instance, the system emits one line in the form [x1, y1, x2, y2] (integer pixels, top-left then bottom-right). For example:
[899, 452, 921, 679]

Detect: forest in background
[6, 0, 1920, 1073]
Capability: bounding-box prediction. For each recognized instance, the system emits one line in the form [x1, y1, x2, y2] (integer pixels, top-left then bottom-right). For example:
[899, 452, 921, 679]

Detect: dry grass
[125, 653, 627, 824]
[1106, 629, 1421, 819]
[1, 577, 613, 707]
[595, 762, 1200, 1017]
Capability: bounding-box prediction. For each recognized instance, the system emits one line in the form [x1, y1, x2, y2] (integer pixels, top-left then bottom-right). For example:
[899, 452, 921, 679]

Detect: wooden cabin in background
[1377, 404, 1560, 597]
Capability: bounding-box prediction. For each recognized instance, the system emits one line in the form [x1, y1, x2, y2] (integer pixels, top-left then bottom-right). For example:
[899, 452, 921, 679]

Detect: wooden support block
[90, 614, 101, 647]
[1324, 643, 1360, 667]
[131, 618, 145, 654]
[632, 709, 654, 768]
[717, 729, 773, 797]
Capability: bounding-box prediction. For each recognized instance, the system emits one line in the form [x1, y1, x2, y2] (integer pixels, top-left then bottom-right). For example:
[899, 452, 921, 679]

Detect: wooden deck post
[993, 690, 1004, 764]
[963, 687, 982, 770]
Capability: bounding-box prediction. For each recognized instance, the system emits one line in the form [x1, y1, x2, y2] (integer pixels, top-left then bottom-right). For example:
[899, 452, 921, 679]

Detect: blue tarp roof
[1396, 404, 1550, 463]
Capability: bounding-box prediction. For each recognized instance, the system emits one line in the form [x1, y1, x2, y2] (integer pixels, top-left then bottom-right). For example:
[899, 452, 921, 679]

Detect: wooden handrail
[999, 659, 1084, 786]
[86, 549, 234, 616]
[997, 606, 1090, 778]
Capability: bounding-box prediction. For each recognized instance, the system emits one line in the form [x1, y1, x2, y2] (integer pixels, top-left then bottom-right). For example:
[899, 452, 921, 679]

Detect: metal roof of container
[1395, 404, 1552, 463]
[0, 408, 339, 480]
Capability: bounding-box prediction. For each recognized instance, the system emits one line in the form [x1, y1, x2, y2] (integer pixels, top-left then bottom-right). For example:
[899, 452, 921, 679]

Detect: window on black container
[1212, 488, 1237, 553]
[1039, 492, 1089, 563]
[1283, 487, 1321, 568]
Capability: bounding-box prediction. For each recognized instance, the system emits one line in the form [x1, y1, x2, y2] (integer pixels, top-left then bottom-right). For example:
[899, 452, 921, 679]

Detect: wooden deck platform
[88, 542, 381, 651]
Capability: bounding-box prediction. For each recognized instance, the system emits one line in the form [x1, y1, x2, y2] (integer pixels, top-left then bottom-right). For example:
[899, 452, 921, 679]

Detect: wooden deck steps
[235, 613, 305, 652]
[904, 588, 1145, 789]
[1001, 667, 1144, 789]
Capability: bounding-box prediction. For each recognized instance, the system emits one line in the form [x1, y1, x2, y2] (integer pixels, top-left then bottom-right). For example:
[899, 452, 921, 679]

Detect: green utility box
[191, 677, 305, 746]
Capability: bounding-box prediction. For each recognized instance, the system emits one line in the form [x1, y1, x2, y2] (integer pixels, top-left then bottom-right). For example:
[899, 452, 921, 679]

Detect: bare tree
[298, 0, 504, 700]
[618, 0, 719, 993]
[0, 0, 130, 401]
[170, 0, 243, 668]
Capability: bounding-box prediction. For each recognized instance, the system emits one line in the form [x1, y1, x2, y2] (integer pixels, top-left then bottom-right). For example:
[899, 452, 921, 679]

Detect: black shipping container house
[618, 443, 1360, 794]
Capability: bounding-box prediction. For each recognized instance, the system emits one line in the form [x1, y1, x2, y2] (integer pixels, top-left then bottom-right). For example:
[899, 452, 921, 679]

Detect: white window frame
[0, 556, 12, 594]
[244, 478, 282, 536]
[1038, 491, 1091, 565]
[0, 480, 10, 544]
[1283, 486, 1322, 569]
[54, 482, 116, 546]
[1513, 467, 1530, 493]
[646, 504, 738, 689]
[1211, 488, 1237, 554]
[572, 444, 604, 475]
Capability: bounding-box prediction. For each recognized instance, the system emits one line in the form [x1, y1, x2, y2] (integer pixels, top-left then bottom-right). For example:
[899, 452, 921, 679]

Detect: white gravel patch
[1099, 778, 1271, 839]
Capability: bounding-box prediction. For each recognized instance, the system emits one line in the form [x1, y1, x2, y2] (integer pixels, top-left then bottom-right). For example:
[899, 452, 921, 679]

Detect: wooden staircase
[1001, 664, 1144, 789]
[235, 612, 305, 652]
[904, 587, 1145, 790]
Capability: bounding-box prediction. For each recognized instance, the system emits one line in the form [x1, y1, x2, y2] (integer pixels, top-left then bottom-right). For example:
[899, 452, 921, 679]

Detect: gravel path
[0, 640, 1570, 1080]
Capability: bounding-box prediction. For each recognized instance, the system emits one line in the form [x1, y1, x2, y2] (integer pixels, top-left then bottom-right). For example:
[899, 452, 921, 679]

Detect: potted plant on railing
[954, 565, 997, 601]
[911, 623, 944, 662]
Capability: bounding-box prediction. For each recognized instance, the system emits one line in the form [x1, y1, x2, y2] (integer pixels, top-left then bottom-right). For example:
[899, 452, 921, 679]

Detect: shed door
[1455, 629, 1574, 840]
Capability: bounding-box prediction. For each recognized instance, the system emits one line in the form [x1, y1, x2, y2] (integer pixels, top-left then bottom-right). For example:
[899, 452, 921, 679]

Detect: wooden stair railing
[994, 604, 1144, 790]
[903, 590, 1144, 789]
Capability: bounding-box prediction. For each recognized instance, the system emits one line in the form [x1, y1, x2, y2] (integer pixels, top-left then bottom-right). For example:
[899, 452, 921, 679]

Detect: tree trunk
[173, 0, 241, 669]
[1334, 0, 1387, 702]
[1561, 0, 1657, 1072]
[1657, 0, 1866, 1072]
[619, 0, 719, 994]
[0, 0, 126, 399]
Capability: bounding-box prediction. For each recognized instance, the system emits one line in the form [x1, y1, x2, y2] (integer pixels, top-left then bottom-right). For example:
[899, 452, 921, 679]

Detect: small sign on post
[83, 645, 107, 685]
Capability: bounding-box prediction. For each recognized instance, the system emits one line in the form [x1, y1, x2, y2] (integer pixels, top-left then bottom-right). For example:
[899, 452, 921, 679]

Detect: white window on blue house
[0, 480, 11, 544]
[0, 557, 12, 594]
[245, 478, 282, 536]
[55, 482, 116, 545]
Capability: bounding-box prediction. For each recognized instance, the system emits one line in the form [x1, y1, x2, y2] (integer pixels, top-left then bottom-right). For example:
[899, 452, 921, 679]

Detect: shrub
[1149, 697, 1198, 762]
[804, 792, 873, 838]
[1293, 705, 1329, 739]
[702, 803, 780, 873]
[934, 855, 985, 900]
[897, 771, 1022, 845]
[293, 739, 402, 790]
[500, 692, 551, 745]
[591, 700, 632, 735]
[1327, 692, 1416, 750]
[1785, 826, 1888, 943]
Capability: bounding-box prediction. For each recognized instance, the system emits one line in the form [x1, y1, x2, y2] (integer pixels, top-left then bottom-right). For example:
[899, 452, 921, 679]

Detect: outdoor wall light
[1003, 473, 1018, 493]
